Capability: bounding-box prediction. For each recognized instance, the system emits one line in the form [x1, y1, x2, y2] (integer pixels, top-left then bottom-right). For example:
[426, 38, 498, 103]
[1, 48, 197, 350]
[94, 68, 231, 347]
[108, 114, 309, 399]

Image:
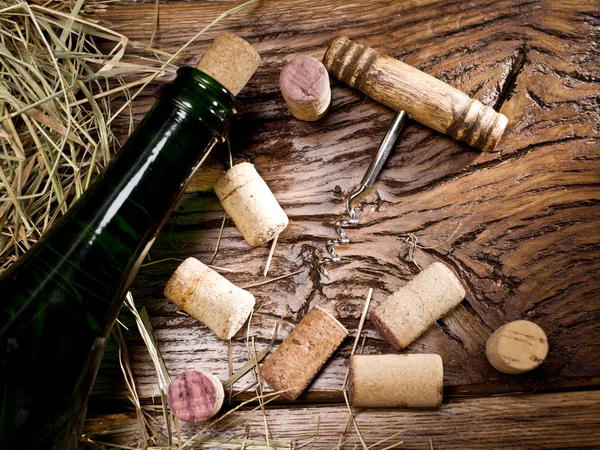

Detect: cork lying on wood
[280, 55, 331, 121]
[91, 0, 600, 410]
[195, 33, 261, 96]
[261, 306, 348, 400]
[348, 354, 443, 408]
[370, 262, 466, 350]
[214, 162, 289, 247]
[164, 257, 255, 340]
[167, 369, 224, 423]
[486, 320, 549, 374]
[323, 36, 508, 151]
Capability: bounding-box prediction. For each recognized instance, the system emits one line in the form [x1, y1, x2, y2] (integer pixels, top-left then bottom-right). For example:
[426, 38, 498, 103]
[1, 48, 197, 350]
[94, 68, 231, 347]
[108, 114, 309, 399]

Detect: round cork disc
[167, 370, 224, 423]
[486, 320, 549, 374]
[280, 55, 331, 121]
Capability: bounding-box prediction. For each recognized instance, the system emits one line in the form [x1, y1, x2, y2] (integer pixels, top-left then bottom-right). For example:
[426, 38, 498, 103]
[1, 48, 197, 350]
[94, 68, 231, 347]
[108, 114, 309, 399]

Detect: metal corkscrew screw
[318, 110, 408, 276]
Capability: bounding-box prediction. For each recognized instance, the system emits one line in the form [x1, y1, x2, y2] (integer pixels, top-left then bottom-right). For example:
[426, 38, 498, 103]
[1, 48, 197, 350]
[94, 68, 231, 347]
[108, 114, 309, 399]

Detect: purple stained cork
[167, 369, 224, 423]
[280, 55, 331, 121]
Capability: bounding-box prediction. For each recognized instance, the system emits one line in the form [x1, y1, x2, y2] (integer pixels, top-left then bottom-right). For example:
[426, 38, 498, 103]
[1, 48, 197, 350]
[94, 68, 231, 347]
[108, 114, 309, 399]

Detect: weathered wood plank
[84, 390, 600, 449]
[90, 0, 600, 407]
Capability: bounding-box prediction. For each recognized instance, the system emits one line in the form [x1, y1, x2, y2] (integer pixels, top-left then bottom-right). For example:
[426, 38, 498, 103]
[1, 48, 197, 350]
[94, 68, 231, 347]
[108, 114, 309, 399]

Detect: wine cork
[370, 262, 466, 350]
[167, 369, 224, 422]
[164, 257, 255, 340]
[261, 306, 348, 401]
[280, 55, 331, 121]
[486, 320, 549, 374]
[348, 354, 443, 408]
[196, 33, 261, 96]
[214, 162, 289, 247]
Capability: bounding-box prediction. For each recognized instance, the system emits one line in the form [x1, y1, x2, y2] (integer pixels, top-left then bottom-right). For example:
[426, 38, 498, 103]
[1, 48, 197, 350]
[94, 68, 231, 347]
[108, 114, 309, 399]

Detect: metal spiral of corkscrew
[318, 110, 408, 276]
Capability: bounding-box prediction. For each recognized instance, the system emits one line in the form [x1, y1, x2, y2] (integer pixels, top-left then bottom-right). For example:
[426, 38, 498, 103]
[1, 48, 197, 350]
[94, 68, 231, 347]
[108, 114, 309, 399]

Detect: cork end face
[214, 162, 257, 198]
[248, 219, 288, 247]
[347, 355, 357, 405]
[196, 33, 261, 96]
[431, 354, 444, 407]
[280, 56, 329, 103]
[167, 370, 224, 423]
[369, 307, 404, 350]
[221, 293, 256, 341]
[486, 320, 549, 374]
[261, 356, 302, 401]
[280, 55, 331, 121]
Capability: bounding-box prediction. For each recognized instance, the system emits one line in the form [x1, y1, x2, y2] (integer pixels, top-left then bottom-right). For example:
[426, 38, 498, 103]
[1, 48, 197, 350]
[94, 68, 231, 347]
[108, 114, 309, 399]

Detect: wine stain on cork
[167, 370, 224, 423]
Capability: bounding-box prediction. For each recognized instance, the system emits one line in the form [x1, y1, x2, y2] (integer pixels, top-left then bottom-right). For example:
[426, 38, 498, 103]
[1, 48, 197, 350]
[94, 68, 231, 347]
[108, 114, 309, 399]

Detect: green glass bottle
[0, 34, 259, 449]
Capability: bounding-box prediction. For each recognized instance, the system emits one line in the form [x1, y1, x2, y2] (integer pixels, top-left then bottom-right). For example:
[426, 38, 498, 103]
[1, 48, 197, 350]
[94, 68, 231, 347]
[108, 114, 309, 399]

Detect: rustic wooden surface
[86, 391, 600, 449]
[87, 0, 600, 447]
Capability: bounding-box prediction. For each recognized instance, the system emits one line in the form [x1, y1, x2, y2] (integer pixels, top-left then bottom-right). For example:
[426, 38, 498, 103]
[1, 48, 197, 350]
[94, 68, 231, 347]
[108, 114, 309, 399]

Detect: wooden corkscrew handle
[323, 36, 508, 152]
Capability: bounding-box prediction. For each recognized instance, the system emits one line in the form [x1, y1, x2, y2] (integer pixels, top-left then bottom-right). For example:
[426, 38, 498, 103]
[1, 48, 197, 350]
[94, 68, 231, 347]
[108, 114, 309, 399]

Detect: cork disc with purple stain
[167, 369, 224, 423]
[279, 55, 331, 121]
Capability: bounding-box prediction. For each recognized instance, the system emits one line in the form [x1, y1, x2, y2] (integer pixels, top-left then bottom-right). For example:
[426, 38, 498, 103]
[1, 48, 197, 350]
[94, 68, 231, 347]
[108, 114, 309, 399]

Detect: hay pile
[0, 0, 174, 271]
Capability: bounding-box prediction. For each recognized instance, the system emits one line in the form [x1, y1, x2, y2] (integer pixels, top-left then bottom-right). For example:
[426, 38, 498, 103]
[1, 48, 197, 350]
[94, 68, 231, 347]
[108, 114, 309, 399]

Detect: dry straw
[0, 0, 177, 271]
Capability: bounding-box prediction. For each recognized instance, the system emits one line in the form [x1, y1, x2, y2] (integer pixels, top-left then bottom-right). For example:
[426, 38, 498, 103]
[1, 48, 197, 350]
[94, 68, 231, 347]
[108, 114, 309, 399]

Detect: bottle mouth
[156, 67, 237, 141]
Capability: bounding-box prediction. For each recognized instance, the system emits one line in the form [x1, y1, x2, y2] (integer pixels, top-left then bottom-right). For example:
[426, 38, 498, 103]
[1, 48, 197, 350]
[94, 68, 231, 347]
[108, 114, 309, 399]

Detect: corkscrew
[318, 110, 408, 276]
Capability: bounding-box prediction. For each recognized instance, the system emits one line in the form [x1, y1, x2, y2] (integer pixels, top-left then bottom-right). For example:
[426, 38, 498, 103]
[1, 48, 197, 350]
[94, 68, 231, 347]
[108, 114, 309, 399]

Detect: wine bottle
[0, 33, 260, 449]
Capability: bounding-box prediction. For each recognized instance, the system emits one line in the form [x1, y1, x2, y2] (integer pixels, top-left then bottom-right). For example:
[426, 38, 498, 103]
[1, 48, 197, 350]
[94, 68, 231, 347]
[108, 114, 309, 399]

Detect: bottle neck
[159, 67, 237, 141]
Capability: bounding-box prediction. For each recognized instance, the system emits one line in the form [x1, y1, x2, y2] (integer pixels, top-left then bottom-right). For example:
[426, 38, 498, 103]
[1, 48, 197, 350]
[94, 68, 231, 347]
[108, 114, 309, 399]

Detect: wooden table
[86, 0, 600, 448]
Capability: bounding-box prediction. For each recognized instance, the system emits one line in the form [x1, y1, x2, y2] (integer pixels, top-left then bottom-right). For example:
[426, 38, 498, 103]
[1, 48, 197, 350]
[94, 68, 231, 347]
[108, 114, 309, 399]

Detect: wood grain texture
[90, 0, 600, 414]
[85, 390, 600, 449]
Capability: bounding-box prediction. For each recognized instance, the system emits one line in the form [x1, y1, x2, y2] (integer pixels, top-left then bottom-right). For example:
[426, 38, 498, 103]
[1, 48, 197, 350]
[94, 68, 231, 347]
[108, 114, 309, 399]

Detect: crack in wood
[495, 43, 528, 111]
[436, 316, 474, 354]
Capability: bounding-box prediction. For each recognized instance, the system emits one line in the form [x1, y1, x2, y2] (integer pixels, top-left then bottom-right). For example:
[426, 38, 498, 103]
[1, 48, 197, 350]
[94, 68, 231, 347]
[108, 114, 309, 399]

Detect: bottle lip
[179, 66, 237, 105]
[157, 67, 237, 141]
